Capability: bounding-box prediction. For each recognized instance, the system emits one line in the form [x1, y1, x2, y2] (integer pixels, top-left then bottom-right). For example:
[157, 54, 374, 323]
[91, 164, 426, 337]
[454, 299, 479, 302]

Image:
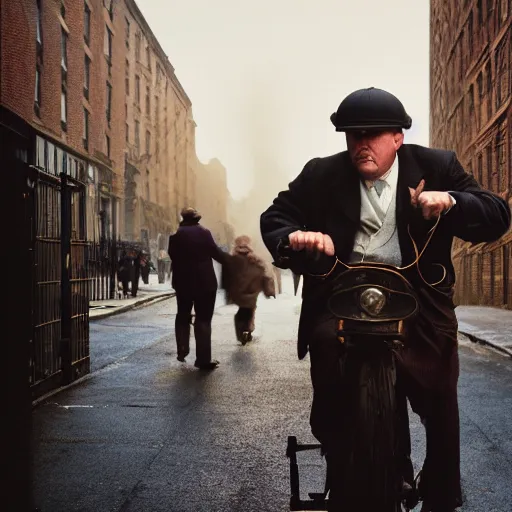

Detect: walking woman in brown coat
[223, 235, 276, 344]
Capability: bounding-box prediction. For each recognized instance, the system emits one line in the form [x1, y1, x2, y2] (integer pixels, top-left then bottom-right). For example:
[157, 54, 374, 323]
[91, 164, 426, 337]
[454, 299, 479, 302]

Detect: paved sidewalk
[89, 262, 224, 320]
[89, 273, 175, 320]
[456, 305, 512, 357]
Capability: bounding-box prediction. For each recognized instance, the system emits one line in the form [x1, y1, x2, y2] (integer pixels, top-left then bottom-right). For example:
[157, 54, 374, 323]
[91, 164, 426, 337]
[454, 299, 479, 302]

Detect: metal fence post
[109, 237, 117, 299]
[60, 173, 72, 384]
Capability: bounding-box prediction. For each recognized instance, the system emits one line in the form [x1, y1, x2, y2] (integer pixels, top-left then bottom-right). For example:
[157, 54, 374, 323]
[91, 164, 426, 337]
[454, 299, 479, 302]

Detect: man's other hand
[409, 180, 453, 220]
[288, 231, 335, 256]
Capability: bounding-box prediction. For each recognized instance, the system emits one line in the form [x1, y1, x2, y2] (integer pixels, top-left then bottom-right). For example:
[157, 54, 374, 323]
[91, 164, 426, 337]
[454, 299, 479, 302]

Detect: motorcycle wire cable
[304, 213, 447, 290]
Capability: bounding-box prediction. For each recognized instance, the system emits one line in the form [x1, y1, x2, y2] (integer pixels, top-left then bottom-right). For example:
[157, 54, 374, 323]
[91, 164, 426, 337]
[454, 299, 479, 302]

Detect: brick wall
[0, 0, 38, 124]
[1, 0, 208, 249]
[430, 0, 512, 307]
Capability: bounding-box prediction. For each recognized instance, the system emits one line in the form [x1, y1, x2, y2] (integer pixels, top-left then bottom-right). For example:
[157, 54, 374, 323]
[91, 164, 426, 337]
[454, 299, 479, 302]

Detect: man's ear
[394, 131, 404, 150]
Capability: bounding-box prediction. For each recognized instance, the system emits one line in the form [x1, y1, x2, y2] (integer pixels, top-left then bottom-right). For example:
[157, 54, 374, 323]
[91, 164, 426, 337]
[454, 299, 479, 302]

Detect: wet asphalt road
[88, 290, 226, 372]
[32, 276, 512, 511]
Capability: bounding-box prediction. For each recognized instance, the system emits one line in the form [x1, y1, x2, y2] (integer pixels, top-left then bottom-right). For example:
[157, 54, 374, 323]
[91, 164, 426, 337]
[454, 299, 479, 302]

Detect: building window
[105, 134, 110, 158]
[135, 33, 141, 61]
[145, 86, 150, 116]
[477, 72, 484, 129]
[84, 2, 91, 45]
[61, 28, 68, 78]
[477, 0, 483, 25]
[126, 123, 129, 143]
[83, 108, 89, 150]
[84, 55, 90, 99]
[146, 46, 151, 71]
[125, 59, 130, 96]
[106, 82, 112, 125]
[145, 130, 151, 155]
[61, 89, 67, 130]
[135, 75, 140, 105]
[134, 120, 140, 152]
[104, 25, 113, 75]
[35, 66, 41, 116]
[146, 170, 150, 200]
[485, 61, 492, 120]
[486, 145, 492, 190]
[36, 0, 43, 48]
[125, 17, 130, 48]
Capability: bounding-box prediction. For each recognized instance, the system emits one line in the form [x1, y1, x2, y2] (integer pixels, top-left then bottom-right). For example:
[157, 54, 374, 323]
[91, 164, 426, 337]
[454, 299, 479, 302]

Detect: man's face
[346, 130, 404, 180]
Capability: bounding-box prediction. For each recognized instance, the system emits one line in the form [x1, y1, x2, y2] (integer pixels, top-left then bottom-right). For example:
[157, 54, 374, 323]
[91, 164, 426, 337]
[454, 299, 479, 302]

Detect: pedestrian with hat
[168, 207, 227, 370]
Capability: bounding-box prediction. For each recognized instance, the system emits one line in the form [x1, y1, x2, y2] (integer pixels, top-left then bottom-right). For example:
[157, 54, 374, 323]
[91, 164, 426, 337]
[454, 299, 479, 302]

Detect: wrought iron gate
[30, 171, 90, 400]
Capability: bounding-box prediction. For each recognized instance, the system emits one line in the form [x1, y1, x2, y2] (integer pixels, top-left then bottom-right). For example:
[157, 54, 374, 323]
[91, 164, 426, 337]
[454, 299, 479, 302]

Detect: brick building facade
[430, 0, 512, 307]
[122, 0, 198, 258]
[1, 0, 199, 258]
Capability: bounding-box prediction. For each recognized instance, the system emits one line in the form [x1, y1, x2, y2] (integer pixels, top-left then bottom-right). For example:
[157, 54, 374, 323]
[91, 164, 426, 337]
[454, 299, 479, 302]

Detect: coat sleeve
[203, 227, 229, 264]
[167, 235, 175, 260]
[441, 152, 511, 243]
[260, 159, 322, 274]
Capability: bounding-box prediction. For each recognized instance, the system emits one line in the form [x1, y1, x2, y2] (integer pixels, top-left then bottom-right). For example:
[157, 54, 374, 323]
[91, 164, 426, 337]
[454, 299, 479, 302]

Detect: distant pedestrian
[117, 250, 133, 299]
[157, 249, 171, 284]
[140, 251, 151, 285]
[168, 207, 227, 370]
[131, 249, 142, 297]
[223, 235, 275, 344]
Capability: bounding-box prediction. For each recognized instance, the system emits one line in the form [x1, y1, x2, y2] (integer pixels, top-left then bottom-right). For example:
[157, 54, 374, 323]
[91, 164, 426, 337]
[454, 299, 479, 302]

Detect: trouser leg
[175, 292, 193, 360]
[193, 290, 217, 364]
[399, 350, 462, 511]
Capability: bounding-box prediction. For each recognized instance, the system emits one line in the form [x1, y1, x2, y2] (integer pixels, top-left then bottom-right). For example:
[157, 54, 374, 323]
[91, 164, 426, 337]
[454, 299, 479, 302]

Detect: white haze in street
[137, 0, 430, 202]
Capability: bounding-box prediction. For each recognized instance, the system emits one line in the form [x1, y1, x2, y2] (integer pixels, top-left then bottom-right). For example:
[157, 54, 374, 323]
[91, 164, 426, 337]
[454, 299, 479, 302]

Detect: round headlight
[359, 287, 386, 316]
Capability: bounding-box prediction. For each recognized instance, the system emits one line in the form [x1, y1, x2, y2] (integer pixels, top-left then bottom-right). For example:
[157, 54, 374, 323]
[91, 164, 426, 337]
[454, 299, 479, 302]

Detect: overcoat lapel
[325, 152, 360, 257]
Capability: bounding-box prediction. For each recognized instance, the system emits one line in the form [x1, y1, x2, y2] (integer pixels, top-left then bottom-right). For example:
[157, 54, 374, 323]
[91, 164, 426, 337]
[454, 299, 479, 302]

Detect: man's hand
[288, 231, 335, 256]
[409, 179, 453, 220]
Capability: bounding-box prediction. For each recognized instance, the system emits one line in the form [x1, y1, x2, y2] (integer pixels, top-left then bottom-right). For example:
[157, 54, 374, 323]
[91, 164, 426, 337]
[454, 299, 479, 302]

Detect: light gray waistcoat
[348, 182, 402, 266]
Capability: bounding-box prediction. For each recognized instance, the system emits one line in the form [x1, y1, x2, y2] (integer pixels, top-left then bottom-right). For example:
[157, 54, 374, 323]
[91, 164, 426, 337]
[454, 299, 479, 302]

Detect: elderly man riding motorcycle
[260, 87, 511, 512]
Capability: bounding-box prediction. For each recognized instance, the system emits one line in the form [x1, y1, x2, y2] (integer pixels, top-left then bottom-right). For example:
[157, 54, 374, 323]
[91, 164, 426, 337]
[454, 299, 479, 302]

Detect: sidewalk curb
[89, 292, 175, 321]
[458, 330, 512, 358]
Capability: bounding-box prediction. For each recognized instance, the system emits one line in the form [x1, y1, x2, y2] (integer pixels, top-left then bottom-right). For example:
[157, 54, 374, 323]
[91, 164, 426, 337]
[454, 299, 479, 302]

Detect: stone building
[122, 0, 197, 259]
[430, 0, 511, 307]
[0, 0, 198, 258]
[195, 158, 232, 248]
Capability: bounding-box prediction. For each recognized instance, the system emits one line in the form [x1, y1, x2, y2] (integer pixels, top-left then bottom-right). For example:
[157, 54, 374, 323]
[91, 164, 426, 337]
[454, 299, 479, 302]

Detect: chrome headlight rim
[359, 287, 387, 317]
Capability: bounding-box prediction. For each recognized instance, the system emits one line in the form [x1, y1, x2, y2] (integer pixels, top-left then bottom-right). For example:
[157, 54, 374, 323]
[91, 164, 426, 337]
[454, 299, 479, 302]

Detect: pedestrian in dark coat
[117, 250, 133, 299]
[140, 251, 150, 285]
[131, 249, 142, 297]
[168, 207, 227, 370]
[260, 88, 511, 511]
[222, 235, 276, 344]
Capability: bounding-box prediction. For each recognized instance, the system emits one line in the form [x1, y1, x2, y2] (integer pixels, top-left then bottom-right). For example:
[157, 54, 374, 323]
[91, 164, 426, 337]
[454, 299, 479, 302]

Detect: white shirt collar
[364, 154, 399, 191]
